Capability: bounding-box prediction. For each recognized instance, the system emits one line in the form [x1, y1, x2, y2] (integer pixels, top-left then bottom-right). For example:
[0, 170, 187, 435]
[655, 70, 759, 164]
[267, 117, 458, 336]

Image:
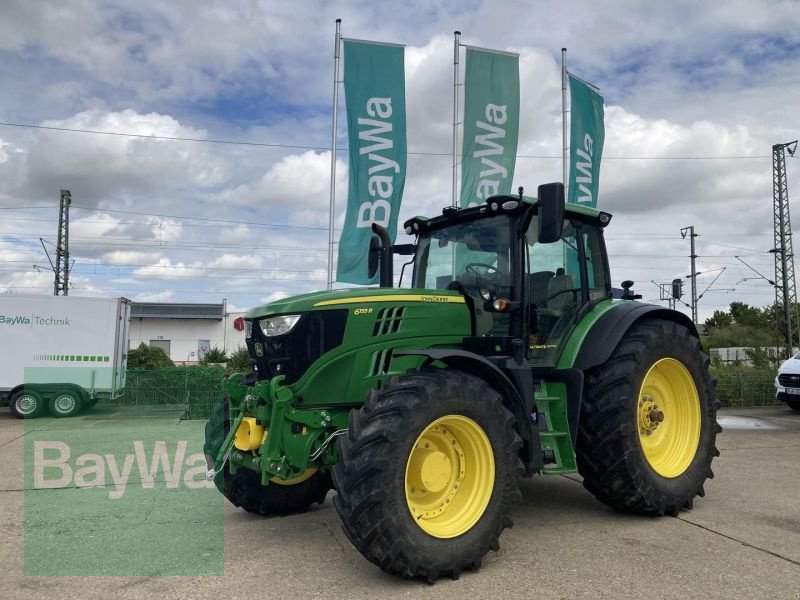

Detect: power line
[0, 121, 772, 160]
[70, 205, 329, 230]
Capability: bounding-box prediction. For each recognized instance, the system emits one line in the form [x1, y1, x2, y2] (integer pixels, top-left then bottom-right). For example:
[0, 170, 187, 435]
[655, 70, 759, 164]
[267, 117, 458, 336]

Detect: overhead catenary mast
[680, 226, 699, 324]
[54, 189, 72, 296]
[772, 140, 799, 356]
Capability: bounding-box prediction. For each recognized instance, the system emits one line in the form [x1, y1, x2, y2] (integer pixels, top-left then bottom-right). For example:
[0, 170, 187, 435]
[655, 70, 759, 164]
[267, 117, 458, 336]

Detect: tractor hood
[246, 288, 466, 319]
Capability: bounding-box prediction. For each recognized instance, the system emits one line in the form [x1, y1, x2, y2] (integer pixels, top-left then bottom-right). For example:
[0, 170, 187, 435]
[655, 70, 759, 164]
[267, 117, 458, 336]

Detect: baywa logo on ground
[33, 440, 214, 498]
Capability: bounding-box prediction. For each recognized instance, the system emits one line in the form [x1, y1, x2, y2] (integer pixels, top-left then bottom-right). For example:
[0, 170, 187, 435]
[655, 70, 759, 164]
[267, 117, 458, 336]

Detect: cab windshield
[413, 215, 512, 336]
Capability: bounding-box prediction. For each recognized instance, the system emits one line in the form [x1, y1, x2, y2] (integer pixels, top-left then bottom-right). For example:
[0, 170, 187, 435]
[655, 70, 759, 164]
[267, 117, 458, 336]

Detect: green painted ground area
[23, 406, 224, 576]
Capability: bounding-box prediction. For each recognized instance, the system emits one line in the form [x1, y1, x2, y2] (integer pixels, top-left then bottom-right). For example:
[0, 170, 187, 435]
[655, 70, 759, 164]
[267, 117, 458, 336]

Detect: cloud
[219, 224, 251, 244]
[215, 150, 346, 210]
[71, 213, 123, 238]
[102, 250, 165, 266]
[132, 258, 205, 279]
[0, 109, 230, 208]
[260, 290, 290, 304]
[133, 289, 176, 302]
[207, 254, 263, 270]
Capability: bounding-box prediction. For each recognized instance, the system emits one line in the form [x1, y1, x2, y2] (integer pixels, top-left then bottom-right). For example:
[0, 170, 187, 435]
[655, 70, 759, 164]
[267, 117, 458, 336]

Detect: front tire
[9, 389, 45, 419]
[333, 369, 522, 582]
[786, 399, 800, 413]
[203, 394, 332, 515]
[577, 318, 721, 515]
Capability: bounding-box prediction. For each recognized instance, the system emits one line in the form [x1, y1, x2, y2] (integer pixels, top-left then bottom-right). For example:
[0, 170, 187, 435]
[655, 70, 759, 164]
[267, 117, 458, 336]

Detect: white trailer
[0, 295, 131, 418]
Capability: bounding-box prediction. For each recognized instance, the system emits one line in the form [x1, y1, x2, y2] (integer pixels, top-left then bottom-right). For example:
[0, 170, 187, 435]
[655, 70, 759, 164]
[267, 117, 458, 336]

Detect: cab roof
[403, 194, 611, 234]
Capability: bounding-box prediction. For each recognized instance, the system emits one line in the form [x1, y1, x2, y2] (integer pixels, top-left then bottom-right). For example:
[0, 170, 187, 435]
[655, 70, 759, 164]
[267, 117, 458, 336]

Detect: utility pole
[681, 226, 698, 324]
[54, 190, 71, 295]
[772, 141, 798, 356]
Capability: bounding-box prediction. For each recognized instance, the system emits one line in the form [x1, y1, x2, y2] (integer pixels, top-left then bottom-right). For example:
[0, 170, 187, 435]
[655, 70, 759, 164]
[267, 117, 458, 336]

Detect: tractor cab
[405, 183, 613, 367]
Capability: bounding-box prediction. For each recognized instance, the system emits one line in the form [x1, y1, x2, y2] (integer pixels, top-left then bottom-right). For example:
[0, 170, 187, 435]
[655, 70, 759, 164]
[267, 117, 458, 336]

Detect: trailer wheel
[48, 389, 84, 418]
[576, 318, 721, 516]
[203, 394, 332, 515]
[9, 389, 45, 419]
[333, 369, 523, 582]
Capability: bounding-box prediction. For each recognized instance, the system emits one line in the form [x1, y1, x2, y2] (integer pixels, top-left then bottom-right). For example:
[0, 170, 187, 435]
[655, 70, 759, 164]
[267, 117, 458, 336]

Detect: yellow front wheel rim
[270, 468, 317, 486]
[405, 415, 495, 539]
[638, 358, 702, 478]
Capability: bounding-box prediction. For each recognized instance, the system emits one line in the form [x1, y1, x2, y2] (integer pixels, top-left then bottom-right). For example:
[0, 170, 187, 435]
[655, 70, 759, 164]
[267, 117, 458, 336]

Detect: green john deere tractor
[204, 183, 720, 581]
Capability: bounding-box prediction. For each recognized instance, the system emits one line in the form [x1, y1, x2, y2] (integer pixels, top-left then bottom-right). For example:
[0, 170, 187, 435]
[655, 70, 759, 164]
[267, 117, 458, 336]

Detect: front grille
[246, 310, 348, 384]
[779, 373, 800, 388]
[372, 306, 405, 336]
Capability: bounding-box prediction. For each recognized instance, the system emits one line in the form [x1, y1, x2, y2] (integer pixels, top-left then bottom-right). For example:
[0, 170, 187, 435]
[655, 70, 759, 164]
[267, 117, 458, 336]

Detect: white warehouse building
[128, 301, 247, 364]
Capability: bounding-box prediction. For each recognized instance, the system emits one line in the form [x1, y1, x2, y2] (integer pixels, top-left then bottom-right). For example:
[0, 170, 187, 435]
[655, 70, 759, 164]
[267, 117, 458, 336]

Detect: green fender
[557, 300, 697, 371]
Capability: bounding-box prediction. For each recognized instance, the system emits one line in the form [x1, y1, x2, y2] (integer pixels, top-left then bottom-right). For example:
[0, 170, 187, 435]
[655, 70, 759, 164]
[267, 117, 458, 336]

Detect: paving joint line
[0, 432, 27, 449]
[678, 516, 800, 567]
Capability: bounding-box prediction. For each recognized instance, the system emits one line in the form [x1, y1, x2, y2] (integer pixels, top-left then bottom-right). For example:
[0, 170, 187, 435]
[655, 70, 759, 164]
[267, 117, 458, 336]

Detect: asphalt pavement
[0, 404, 798, 599]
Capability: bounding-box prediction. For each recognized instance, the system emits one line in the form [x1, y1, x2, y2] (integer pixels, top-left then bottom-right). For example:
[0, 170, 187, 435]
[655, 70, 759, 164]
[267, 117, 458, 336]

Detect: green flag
[337, 40, 407, 285]
[460, 47, 520, 208]
[567, 73, 604, 207]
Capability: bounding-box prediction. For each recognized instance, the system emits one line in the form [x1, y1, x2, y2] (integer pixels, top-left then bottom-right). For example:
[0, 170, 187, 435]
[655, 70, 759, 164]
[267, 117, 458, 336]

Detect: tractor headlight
[479, 287, 492, 301]
[259, 314, 301, 337]
[245, 320, 253, 338]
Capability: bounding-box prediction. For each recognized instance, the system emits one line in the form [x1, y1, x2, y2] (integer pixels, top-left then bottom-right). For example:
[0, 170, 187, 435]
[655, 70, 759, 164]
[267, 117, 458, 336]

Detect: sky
[0, 0, 798, 322]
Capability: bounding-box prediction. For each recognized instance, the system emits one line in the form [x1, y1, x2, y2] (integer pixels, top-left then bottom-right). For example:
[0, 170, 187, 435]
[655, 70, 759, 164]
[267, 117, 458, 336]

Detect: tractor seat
[528, 270, 555, 307]
[539, 273, 576, 317]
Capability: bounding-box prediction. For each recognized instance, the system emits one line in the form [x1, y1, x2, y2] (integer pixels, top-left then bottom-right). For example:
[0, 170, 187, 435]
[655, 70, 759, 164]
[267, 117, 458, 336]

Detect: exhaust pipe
[370, 223, 393, 288]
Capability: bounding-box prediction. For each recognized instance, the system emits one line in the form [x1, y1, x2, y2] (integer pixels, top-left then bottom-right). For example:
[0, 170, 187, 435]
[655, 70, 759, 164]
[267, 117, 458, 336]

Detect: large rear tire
[203, 394, 332, 515]
[333, 369, 523, 582]
[576, 318, 721, 515]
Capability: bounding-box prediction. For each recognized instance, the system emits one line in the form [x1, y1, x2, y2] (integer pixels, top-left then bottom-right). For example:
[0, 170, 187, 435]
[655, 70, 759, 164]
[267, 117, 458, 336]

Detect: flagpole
[327, 19, 342, 290]
[452, 30, 461, 208]
[561, 47, 568, 190]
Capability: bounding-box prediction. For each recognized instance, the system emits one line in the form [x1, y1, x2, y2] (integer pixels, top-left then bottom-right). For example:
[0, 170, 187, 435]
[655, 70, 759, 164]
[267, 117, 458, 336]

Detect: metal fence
[117, 367, 224, 419]
[105, 366, 780, 421]
[711, 367, 779, 407]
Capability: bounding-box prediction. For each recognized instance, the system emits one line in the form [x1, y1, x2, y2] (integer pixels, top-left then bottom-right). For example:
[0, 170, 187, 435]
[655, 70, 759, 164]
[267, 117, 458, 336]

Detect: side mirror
[537, 182, 565, 244]
[367, 235, 381, 279]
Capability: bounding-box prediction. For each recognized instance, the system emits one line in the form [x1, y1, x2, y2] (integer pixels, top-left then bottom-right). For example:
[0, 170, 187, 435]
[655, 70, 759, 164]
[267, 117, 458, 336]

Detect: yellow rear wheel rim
[637, 358, 701, 478]
[405, 415, 495, 539]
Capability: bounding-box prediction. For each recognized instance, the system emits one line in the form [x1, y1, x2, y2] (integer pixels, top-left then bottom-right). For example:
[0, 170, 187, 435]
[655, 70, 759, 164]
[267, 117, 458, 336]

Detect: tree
[728, 302, 769, 330]
[127, 342, 175, 368]
[704, 310, 733, 333]
[702, 303, 777, 353]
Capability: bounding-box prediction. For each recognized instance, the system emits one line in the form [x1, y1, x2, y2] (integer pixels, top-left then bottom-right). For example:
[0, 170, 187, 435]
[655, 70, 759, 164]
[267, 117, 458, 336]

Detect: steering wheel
[465, 262, 498, 275]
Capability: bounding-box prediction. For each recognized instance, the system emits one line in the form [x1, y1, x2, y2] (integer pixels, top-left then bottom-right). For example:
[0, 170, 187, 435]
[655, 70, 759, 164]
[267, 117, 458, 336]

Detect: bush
[201, 346, 227, 364]
[225, 347, 252, 375]
[127, 343, 175, 368]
